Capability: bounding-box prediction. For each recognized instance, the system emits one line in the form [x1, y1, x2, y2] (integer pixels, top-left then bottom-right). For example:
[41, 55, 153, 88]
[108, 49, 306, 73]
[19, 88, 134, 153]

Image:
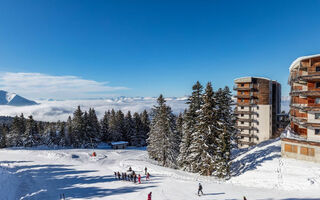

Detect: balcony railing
[233, 84, 258, 91]
[234, 110, 258, 115]
[236, 125, 258, 131]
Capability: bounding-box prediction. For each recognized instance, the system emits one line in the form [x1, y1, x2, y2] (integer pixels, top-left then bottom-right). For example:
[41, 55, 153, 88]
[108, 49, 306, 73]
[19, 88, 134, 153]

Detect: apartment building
[282, 54, 320, 163]
[234, 77, 281, 148]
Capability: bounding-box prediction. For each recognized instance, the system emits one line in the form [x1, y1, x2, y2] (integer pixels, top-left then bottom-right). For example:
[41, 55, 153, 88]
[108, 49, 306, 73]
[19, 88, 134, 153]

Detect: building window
[257, 106, 259, 110]
[241, 114, 244, 117]
[316, 98, 320, 104]
[241, 136, 244, 139]
[316, 66, 320, 72]
[284, 144, 297, 153]
[300, 147, 315, 156]
[241, 91, 244, 94]
[241, 99, 244, 102]
[241, 84, 244, 87]
[315, 113, 320, 119]
[315, 129, 320, 135]
[316, 82, 320, 88]
[241, 121, 244, 124]
[241, 106, 244, 109]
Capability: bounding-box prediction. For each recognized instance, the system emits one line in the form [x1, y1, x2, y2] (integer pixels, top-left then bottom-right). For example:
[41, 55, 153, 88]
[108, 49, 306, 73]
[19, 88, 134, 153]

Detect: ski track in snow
[0, 140, 319, 200]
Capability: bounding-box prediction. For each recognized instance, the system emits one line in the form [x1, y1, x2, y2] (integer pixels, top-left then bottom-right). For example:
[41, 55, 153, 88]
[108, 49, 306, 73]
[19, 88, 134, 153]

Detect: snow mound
[230, 138, 320, 191]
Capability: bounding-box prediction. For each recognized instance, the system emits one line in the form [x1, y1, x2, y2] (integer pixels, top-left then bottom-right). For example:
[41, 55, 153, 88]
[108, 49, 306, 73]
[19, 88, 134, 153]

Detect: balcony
[237, 133, 259, 139]
[237, 118, 259, 123]
[233, 84, 258, 91]
[234, 93, 258, 99]
[236, 125, 258, 131]
[234, 110, 258, 115]
[236, 102, 258, 107]
[290, 90, 320, 97]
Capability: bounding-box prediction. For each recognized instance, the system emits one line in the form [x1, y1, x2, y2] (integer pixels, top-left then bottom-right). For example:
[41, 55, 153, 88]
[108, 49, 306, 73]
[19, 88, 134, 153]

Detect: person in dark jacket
[145, 167, 148, 175]
[117, 172, 121, 180]
[133, 174, 137, 183]
[198, 183, 203, 196]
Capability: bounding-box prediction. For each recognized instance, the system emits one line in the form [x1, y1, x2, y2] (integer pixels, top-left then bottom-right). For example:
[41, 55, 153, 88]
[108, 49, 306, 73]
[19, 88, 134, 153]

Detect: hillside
[0, 138, 319, 199]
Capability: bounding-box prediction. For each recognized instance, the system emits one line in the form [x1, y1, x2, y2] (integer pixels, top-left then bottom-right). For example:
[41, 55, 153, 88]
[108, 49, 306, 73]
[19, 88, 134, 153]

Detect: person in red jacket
[147, 192, 152, 200]
[138, 174, 141, 184]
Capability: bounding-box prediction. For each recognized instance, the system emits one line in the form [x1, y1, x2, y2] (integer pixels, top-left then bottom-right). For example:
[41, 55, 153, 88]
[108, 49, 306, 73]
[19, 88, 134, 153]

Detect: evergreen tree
[23, 115, 38, 147]
[125, 111, 136, 145]
[0, 125, 8, 148]
[100, 111, 110, 142]
[72, 106, 84, 147]
[147, 94, 180, 168]
[66, 116, 73, 146]
[116, 110, 126, 141]
[178, 81, 203, 170]
[214, 86, 237, 178]
[133, 112, 144, 146]
[140, 110, 150, 146]
[187, 82, 217, 175]
[108, 109, 119, 141]
[57, 121, 67, 147]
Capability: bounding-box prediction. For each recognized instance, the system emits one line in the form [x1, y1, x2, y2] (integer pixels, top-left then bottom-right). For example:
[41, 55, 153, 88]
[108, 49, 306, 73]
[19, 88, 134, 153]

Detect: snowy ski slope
[0, 138, 319, 200]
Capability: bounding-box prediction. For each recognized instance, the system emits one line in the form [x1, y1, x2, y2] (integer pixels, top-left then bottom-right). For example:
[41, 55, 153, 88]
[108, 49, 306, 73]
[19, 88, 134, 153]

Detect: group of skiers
[114, 167, 150, 184]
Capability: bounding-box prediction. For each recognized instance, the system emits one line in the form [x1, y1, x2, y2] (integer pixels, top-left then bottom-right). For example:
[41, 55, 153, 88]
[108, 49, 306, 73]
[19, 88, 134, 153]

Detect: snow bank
[230, 138, 320, 191]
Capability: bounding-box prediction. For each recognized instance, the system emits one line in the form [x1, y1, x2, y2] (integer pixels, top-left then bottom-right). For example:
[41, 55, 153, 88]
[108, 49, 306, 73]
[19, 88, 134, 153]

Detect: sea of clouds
[0, 97, 188, 122]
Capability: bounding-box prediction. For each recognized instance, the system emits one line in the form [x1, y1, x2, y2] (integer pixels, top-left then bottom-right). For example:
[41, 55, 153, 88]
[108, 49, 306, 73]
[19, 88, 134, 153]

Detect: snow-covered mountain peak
[0, 90, 38, 106]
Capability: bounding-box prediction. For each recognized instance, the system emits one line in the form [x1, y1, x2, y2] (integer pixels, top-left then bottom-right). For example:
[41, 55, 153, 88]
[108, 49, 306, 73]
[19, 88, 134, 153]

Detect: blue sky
[0, 0, 320, 99]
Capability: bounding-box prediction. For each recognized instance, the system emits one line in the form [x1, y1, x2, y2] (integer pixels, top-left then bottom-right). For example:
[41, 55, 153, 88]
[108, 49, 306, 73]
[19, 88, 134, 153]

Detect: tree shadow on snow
[231, 140, 281, 176]
[3, 161, 156, 199]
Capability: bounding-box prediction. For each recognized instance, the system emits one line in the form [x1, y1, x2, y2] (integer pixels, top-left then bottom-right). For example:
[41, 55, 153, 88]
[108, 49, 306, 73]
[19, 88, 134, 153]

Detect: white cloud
[0, 72, 128, 99]
[0, 97, 188, 122]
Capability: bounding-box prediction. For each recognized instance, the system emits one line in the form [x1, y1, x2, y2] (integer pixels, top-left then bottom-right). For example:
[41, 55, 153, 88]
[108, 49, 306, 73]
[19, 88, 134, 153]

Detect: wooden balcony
[234, 110, 258, 115]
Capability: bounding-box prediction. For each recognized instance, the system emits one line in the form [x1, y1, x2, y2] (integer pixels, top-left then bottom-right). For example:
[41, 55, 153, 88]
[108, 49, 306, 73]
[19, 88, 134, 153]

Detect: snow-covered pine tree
[100, 111, 110, 142]
[57, 121, 67, 147]
[66, 116, 73, 146]
[176, 113, 184, 140]
[88, 108, 101, 145]
[0, 124, 8, 148]
[72, 106, 84, 147]
[187, 82, 217, 176]
[140, 110, 150, 146]
[116, 110, 126, 141]
[214, 86, 237, 178]
[133, 112, 144, 146]
[108, 109, 121, 142]
[23, 115, 39, 147]
[147, 94, 180, 168]
[7, 116, 22, 147]
[177, 81, 203, 170]
[125, 111, 136, 146]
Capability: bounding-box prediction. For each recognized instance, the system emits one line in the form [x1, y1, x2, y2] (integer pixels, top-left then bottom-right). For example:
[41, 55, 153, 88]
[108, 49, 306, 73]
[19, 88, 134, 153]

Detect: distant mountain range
[0, 90, 38, 106]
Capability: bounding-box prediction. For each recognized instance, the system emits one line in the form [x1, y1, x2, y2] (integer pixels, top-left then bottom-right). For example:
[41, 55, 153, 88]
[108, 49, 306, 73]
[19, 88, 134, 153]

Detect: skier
[128, 166, 132, 171]
[117, 172, 121, 180]
[146, 172, 150, 181]
[138, 174, 141, 184]
[147, 192, 152, 200]
[198, 183, 203, 196]
[133, 174, 137, 183]
[124, 172, 127, 181]
[114, 172, 117, 179]
[243, 196, 247, 200]
[145, 167, 147, 175]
